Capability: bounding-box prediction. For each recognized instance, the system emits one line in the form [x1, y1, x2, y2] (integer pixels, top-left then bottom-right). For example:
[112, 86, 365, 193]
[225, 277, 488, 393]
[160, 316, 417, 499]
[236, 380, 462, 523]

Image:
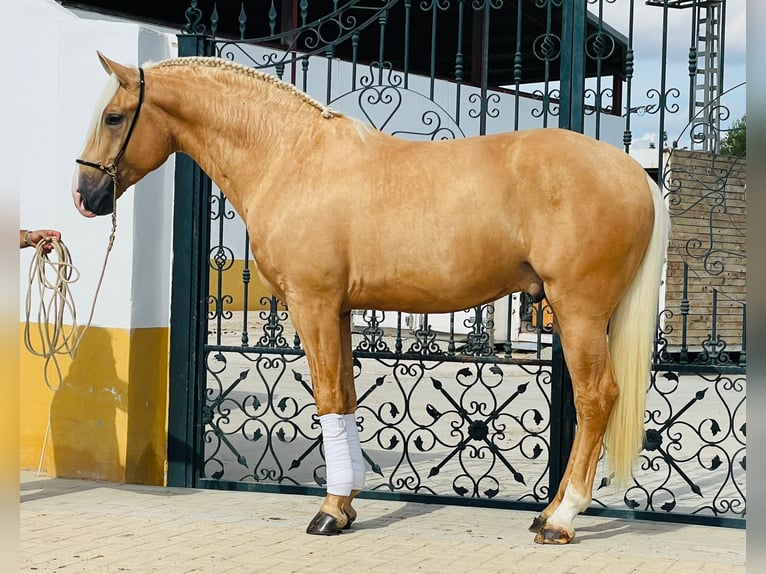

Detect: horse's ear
[96, 51, 112, 74]
[96, 51, 137, 87]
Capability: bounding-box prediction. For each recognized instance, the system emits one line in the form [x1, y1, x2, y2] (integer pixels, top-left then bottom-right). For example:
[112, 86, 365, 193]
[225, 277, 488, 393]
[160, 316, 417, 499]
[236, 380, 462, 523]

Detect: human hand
[22, 229, 62, 254]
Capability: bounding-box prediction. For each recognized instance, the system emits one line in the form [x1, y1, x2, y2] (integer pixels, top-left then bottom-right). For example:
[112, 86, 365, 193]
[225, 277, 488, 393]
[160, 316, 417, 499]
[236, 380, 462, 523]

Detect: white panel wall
[15, 0, 176, 330]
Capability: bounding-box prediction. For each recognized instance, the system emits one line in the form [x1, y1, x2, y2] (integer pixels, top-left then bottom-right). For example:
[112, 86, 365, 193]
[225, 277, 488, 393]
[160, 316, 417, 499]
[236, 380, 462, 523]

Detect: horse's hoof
[528, 514, 547, 533]
[534, 525, 574, 545]
[342, 514, 355, 530]
[306, 511, 343, 536]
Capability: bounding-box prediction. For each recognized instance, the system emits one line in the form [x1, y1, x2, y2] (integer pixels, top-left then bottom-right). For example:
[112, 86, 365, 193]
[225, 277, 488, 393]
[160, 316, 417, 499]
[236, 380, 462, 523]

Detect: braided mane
[147, 57, 336, 119]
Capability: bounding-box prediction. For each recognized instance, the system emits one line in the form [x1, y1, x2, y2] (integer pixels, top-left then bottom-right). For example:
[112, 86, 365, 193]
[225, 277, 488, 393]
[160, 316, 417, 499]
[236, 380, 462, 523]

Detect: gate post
[547, 0, 587, 499]
[548, 335, 576, 498]
[167, 33, 214, 488]
[558, 0, 587, 133]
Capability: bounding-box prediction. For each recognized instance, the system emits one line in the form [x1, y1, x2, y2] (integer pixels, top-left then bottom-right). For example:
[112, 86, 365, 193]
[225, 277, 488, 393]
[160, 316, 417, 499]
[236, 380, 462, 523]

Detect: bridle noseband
[76, 67, 146, 186]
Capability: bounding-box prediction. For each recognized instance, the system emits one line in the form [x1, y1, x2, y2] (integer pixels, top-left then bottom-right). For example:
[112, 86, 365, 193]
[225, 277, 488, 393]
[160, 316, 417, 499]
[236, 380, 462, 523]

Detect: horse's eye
[105, 114, 123, 126]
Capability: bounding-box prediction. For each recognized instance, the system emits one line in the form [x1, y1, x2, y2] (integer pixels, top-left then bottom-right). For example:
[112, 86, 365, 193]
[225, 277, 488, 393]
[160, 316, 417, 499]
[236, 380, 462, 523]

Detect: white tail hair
[604, 173, 671, 486]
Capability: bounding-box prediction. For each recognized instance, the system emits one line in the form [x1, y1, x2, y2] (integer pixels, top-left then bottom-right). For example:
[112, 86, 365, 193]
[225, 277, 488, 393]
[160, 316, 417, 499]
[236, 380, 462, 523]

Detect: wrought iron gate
[167, 0, 745, 528]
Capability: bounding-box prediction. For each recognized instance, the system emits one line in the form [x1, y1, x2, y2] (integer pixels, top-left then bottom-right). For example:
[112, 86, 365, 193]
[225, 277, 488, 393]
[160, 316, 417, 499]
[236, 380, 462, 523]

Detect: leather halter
[76, 67, 145, 183]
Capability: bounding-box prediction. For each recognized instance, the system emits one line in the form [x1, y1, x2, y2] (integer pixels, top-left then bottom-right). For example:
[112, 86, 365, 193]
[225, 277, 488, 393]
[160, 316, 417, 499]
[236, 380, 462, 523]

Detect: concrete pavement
[20, 471, 745, 573]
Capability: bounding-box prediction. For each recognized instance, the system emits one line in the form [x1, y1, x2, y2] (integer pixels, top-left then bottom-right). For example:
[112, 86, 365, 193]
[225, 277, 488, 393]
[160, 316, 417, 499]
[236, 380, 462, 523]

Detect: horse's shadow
[349, 500, 685, 541]
[345, 500, 446, 532]
[571, 516, 682, 542]
[570, 519, 634, 541]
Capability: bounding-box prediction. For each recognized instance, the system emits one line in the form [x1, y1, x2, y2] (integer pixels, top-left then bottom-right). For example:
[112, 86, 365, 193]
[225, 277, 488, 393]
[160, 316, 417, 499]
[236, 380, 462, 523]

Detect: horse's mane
[146, 57, 337, 119]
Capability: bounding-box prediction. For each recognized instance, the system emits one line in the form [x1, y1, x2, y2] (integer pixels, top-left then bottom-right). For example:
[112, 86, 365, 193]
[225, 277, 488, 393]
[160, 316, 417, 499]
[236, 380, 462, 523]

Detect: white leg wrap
[344, 413, 366, 491]
[320, 414, 354, 496]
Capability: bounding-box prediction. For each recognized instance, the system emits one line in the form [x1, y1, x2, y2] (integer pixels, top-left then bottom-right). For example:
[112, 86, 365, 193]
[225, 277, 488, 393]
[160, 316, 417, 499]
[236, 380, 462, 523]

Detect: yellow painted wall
[19, 325, 168, 485]
[531, 299, 554, 329]
[208, 259, 273, 311]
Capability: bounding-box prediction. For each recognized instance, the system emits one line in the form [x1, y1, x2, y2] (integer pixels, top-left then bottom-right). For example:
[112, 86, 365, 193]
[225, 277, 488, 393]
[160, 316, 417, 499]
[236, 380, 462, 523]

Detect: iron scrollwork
[177, 0, 746, 530]
[615, 371, 745, 518]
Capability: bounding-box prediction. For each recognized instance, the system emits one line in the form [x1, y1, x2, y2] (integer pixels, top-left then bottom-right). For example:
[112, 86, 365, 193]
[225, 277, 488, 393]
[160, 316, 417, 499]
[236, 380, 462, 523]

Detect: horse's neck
[156, 67, 323, 210]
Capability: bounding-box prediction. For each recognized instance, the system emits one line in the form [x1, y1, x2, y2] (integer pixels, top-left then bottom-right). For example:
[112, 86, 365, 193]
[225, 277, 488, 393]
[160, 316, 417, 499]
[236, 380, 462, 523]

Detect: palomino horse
[73, 52, 670, 544]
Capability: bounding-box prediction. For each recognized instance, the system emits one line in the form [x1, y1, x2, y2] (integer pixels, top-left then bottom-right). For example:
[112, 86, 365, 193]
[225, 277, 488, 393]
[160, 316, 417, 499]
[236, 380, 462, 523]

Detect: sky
[598, 0, 746, 149]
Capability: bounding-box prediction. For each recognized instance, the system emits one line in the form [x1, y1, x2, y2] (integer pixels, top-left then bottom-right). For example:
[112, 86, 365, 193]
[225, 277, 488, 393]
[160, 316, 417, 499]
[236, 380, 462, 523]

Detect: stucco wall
[15, 0, 177, 484]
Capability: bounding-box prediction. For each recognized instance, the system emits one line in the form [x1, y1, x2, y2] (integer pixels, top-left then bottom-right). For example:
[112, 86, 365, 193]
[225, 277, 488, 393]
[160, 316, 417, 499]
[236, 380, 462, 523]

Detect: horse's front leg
[290, 304, 364, 535]
[337, 311, 364, 528]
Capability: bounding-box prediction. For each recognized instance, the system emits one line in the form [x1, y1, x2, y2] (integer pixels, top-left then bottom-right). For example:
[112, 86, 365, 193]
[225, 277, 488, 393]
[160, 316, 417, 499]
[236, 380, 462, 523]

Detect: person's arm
[20, 229, 62, 253]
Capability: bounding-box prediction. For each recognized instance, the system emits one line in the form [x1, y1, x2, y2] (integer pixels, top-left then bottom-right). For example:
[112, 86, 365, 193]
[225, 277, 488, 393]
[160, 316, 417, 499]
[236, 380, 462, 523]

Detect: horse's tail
[604, 173, 670, 486]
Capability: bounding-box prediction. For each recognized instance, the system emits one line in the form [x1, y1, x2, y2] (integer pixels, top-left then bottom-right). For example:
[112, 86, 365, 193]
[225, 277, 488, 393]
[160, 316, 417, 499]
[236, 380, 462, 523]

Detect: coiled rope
[24, 237, 78, 391]
[23, 205, 117, 474]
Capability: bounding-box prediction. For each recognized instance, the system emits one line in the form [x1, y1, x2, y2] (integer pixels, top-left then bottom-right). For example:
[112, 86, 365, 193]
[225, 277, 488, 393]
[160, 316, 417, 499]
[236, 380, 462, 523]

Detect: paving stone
[19, 471, 745, 574]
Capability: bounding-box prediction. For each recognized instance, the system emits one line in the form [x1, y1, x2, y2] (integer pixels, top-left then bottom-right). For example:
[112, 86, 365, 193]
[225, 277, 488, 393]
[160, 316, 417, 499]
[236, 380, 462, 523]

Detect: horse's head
[72, 52, 171, 217]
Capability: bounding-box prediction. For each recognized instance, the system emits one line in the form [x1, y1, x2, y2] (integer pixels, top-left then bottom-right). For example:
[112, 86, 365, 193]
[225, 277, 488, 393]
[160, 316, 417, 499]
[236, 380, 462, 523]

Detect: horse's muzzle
[82, 190, 115, 216]
[72, 190, 97, 218]
[72, 171, 114, 217]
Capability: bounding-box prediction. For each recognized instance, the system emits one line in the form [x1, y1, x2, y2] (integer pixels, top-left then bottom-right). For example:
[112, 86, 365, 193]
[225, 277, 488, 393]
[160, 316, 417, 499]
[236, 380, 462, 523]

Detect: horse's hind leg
[289, 302, 364, 535]
[530, 314, 618, 544]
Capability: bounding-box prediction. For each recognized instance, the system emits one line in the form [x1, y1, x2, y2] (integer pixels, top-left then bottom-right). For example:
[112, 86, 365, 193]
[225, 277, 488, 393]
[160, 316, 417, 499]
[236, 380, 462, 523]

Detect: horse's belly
[346, 259, 535, 314]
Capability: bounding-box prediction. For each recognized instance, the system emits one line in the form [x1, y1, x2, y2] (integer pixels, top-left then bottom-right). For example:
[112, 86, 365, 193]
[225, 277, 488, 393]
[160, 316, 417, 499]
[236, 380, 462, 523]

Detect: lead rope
[24, 185, 118, 475]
